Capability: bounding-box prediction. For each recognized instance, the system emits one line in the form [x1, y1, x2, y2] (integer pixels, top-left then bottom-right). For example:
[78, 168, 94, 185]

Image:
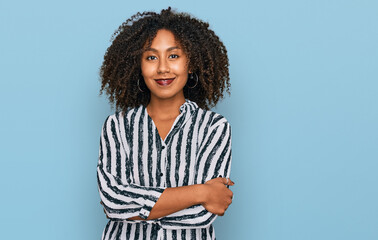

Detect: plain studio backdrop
[0, 0, 377, 239]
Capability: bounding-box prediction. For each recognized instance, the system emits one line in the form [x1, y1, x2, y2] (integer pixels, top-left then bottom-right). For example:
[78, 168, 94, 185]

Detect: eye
[146, 56, 157, 61]
[169, 54, 179, 59]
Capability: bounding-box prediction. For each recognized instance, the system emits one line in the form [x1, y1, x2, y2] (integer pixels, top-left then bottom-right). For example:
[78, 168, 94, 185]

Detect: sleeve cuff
[138, 187, 165, 219]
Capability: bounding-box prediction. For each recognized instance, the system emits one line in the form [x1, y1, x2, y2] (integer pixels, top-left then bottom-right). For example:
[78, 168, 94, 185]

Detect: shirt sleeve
[159, 119, 232, 229]
[97, 115, 166, 220]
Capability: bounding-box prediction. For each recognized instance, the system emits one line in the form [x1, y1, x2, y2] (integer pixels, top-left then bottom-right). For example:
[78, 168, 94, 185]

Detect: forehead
[145, 29, 183, 50]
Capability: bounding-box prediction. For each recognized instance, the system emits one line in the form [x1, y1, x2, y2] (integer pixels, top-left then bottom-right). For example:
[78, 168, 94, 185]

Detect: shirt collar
[162, 99, 198, 144]
[179, 99, 199, 113]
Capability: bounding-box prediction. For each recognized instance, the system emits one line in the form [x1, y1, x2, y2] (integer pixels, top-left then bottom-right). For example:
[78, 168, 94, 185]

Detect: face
[141, 29, 189, 102]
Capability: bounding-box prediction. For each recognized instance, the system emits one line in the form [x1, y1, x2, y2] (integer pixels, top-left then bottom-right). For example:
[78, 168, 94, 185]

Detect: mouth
[155, 77, 175, 86]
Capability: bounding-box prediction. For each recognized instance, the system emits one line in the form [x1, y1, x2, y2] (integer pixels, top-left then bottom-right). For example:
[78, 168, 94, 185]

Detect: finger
[226, 188, 233, 196]
[218, 175, 228, 184]
[227, 178, 235, 184]
[222, 177, 229, 185]
[226, 179, 235, 186]
[213, 177, 226, 184]
[103, 208, 110, 219]
[224, 178, 235, 186]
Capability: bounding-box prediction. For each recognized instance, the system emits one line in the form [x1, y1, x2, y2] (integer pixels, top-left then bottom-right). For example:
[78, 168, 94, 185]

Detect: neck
[147, 95, 186, 120]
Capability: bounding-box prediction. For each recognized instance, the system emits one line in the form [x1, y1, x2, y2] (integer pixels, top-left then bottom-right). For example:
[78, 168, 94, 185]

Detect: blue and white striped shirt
[97, 100, 232, 239]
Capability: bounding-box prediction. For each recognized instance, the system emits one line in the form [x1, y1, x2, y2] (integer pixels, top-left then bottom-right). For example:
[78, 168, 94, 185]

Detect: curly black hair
[99, 7, 230, 111]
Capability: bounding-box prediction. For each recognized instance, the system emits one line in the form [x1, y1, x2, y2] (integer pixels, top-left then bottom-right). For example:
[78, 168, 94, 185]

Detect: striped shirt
[97, 100, 232, 240]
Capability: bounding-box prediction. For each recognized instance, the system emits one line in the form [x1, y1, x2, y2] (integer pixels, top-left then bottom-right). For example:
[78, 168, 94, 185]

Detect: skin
[141, 29, 190, 141]
[102, 29, 234, 220]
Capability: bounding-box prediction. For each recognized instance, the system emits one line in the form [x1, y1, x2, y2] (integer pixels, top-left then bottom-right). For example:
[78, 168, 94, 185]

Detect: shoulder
[197, 108, 231, 130]
[102, 106, 142, 127]
[104, 106, 143, 122]
[102, 112, 121, 126]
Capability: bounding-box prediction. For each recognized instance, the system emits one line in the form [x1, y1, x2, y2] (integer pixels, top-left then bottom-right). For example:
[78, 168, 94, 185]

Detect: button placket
[160, 143, 167, 187]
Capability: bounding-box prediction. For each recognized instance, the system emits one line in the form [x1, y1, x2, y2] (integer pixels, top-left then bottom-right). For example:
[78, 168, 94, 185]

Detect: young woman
[97, 7, 234, 240]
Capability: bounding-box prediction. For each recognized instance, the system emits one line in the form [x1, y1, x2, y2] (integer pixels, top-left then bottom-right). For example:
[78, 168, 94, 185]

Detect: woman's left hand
[100, 201, 110, 219]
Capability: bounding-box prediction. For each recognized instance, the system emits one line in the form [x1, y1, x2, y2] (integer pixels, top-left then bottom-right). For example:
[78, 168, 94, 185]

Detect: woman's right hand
[201, 177, 234, 216]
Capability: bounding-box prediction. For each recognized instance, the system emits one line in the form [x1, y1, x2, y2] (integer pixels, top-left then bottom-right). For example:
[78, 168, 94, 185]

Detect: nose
[157, 58, 170, 73]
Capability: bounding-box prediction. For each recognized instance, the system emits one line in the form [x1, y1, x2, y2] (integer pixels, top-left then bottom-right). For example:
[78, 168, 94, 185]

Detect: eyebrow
[144, 46, 181, 52]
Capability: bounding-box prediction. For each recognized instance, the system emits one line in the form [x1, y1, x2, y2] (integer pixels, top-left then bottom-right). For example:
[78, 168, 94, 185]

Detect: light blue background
[1, 0, 377, 239]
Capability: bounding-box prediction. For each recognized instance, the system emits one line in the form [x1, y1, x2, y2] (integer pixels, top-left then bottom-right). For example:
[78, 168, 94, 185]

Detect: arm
[128, 177, 234, 221]
[97, 115, 166, 220]
[98, 115, 233, 223]
[98, 115, 232, 220]
[156, 120, 233, 228]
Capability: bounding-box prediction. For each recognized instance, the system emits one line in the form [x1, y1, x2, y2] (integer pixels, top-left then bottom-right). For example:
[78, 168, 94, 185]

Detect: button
[160, 173, 163, 177]
[162, 146, 165, 150]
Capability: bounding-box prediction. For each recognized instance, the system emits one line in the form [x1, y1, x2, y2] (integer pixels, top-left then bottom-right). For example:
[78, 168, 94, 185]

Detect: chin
[150, 91, 185, 101]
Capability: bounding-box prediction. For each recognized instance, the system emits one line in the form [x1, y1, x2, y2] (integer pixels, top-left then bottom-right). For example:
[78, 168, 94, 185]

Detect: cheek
[172, 60, 189, 75]
[141, 62, 154, 77]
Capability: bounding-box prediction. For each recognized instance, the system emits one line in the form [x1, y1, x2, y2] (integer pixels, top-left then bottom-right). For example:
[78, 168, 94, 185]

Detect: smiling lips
[155, 77, 175, 86]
